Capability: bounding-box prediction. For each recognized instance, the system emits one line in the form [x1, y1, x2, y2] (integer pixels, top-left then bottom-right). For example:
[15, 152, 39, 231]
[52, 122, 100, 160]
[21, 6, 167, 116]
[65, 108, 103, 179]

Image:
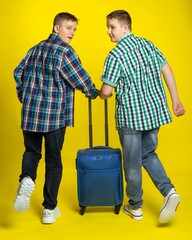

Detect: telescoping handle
[104, 99, 109, 147]
[88, 97, 93, 147]
[88, 98, 109, 148]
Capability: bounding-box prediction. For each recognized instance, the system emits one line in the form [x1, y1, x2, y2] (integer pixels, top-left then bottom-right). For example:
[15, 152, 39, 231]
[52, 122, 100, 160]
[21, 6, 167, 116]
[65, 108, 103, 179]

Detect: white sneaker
[14, 177, 35, 212]
[42, 207, 60, 224]
[159, 188, 180, 223]
[124, 205, 143, 220]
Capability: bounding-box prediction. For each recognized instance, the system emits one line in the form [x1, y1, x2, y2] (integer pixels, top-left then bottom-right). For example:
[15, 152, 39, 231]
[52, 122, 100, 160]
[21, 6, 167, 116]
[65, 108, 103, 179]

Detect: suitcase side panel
[76, 147, 123, 207]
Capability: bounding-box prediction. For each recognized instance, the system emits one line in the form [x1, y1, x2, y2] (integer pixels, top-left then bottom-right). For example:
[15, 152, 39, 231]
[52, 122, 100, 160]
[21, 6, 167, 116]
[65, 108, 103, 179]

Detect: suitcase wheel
[114, 205, 121, 214]
[79, 205, 86, 215]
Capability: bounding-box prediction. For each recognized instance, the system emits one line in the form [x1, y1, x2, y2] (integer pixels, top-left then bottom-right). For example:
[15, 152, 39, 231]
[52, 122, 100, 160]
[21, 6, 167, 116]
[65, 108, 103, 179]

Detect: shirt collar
[48, 33, 68, 46]
[119, 33, 134, 43]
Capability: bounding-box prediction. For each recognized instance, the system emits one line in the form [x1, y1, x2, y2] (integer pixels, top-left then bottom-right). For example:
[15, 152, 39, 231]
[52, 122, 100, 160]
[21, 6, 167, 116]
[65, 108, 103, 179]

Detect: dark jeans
[20, 128, 66, 210]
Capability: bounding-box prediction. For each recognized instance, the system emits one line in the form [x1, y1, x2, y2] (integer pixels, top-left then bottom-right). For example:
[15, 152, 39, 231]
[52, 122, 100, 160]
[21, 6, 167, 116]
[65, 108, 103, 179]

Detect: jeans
[20, 128, 66, 210]
[118, 127, 174, 209]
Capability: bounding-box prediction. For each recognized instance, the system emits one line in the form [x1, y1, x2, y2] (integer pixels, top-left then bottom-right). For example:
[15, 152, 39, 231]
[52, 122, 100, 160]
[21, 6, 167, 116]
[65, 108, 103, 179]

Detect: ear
[123, 24, 130, 34]
[53, 25, 60, 34]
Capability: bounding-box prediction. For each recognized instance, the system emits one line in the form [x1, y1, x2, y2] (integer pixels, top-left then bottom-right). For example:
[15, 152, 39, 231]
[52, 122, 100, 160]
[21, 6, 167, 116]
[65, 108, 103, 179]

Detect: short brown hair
[53, 12, 78, 27]
[107, 10, 132, 30]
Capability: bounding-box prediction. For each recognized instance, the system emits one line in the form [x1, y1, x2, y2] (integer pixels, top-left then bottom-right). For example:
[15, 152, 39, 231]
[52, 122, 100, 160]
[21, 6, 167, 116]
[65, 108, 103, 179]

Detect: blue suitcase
[76, 99, 123, 215]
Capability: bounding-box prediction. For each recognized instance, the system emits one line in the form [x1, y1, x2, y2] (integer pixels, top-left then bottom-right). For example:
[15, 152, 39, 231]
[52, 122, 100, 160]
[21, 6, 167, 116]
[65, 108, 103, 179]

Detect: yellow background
[0, 0, 191, 239]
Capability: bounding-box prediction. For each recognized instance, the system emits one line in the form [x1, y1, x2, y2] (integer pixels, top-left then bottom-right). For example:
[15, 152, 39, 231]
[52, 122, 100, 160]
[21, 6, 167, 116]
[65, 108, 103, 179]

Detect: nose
[70, 28, 76, 36]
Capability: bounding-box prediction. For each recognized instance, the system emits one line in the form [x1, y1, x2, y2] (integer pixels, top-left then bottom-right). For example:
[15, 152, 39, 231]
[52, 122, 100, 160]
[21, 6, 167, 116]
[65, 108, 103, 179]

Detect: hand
[173, 100, 186, 117]
[85, 89, 100, 99]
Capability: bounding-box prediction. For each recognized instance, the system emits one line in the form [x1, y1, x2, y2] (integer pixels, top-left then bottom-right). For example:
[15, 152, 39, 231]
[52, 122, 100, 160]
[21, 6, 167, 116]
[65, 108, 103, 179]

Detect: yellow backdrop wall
[0, 0, 191, 239]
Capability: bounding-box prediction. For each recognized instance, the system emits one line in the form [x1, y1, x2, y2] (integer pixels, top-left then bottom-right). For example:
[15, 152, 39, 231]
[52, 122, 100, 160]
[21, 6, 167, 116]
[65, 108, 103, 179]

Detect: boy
[99, 10, 185, 223]
[13, 12, 98, 224]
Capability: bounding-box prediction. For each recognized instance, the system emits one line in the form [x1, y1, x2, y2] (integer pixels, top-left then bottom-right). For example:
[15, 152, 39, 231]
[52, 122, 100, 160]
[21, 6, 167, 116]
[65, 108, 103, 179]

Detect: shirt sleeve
[100, 53, 121, 87]
[13, 48, 33, 102]
[60, 48, 98, 99]
[154, 45, 167, 68]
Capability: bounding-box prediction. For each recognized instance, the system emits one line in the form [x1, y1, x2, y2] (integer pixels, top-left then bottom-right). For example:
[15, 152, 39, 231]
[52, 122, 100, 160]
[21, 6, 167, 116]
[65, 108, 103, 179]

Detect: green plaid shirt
[101, 33, 172, 131]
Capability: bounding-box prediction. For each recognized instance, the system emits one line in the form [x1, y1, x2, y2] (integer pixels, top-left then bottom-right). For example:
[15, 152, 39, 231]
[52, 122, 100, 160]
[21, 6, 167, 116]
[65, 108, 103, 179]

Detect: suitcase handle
[88, 98, 109, 148]
[87, 146, 112, 150]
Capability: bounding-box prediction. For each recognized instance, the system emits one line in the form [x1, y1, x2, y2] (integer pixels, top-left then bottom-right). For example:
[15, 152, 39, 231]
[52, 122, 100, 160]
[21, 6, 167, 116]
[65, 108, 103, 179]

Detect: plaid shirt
[14, 34, 98, 132]
[101, 33, 172, 131]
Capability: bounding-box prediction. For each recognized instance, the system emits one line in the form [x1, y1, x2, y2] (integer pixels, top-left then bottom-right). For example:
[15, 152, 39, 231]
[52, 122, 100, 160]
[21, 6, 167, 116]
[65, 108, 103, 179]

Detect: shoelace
[43, 209, 52, 216]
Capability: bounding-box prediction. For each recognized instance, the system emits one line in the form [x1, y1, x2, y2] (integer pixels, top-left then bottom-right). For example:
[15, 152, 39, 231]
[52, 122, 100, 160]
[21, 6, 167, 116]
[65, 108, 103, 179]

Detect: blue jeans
[20, 128, 66, 209]
[118, 127, 174, 209]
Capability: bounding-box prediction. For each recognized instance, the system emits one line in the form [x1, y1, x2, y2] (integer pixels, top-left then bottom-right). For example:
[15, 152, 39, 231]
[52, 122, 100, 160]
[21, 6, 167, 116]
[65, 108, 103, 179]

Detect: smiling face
[107, 18, 130, 42]
[54, 20, 77, 44]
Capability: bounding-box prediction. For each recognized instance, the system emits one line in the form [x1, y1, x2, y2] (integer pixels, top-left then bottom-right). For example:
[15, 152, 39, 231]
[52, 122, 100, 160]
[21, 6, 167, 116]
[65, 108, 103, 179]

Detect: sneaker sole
[14, 178, 35, 212]
[14, 195, 30, 212]
[124, 207, 143, 220]
[159, 193, 180, 223]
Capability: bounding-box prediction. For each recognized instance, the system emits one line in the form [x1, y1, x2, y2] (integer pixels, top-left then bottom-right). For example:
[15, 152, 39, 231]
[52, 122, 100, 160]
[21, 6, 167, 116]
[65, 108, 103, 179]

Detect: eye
[108, 25, 115, 31]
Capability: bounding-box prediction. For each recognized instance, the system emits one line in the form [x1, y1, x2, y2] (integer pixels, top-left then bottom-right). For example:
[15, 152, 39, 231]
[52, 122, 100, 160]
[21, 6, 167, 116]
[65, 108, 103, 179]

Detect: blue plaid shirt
[14, 34, 98, 132]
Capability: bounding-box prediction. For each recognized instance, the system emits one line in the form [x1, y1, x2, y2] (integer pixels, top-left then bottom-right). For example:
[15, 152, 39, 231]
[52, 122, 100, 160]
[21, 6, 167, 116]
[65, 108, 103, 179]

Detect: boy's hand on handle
[85, 89, 100, 99]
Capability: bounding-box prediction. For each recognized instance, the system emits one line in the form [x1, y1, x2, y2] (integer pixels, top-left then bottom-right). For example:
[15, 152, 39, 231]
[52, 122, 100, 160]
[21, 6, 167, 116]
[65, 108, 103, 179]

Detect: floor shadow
[0, 202, 15, 228]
